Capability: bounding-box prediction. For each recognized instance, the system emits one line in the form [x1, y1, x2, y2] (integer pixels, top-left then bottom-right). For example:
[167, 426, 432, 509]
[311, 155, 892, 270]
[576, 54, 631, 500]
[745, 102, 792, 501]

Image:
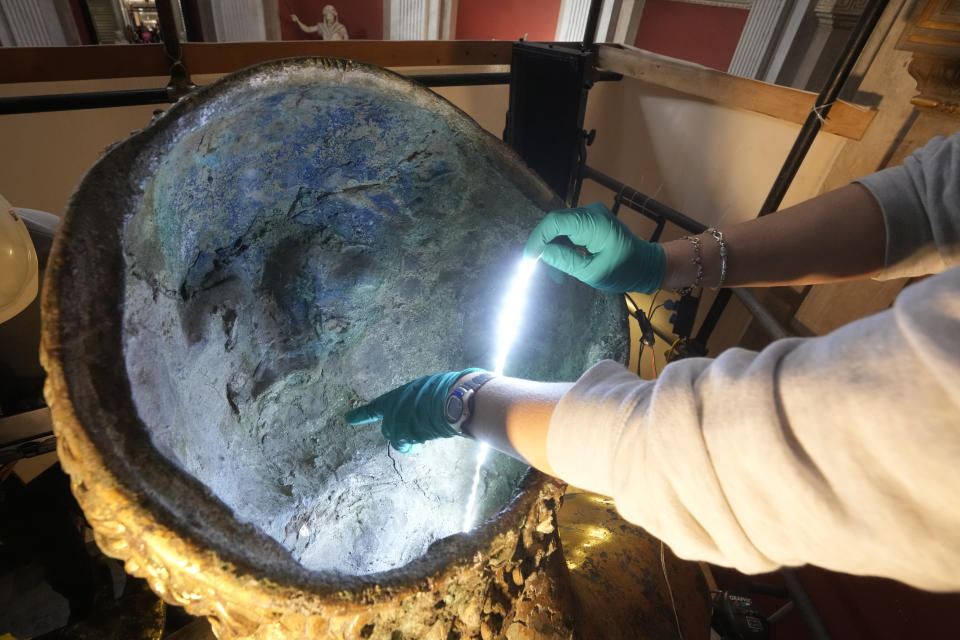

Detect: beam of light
[461, 442, 490, 533]
[492, 257, 539, 376]
[461, 256, 539, 532]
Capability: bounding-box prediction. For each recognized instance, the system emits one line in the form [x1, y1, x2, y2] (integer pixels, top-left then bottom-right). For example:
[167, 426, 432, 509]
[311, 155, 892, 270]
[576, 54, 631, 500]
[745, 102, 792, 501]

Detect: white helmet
[0, 193, 38, 324]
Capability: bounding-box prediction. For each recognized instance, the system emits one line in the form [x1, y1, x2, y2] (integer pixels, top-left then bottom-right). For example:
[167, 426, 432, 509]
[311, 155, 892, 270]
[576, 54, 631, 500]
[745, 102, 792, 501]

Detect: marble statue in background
[291, 5, 349, 40]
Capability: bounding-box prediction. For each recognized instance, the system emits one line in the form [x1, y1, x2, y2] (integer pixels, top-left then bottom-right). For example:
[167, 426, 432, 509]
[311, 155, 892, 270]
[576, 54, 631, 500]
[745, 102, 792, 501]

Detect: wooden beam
[596, 43, 877, 140]
[1, 45, 169, 84]
[0, 40, 514, 84]
[183, 40, 513, 75]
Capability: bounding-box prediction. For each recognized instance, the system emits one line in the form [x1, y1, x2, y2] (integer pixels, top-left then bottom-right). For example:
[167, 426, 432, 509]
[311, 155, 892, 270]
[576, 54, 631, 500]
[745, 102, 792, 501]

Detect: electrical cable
[623, 291, 664, 320]
[646, 290, 661, 316]
[649, 340, 682, 640]
[625, 293, 647, 376]
[624, 292, 671, 377]
[661, 540, 685, 640]
[664, 337, 682, 362]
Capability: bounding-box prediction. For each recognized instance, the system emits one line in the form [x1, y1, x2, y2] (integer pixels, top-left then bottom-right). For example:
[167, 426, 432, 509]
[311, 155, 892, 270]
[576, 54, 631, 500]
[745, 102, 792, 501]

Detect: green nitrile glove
[345, 368, 484, 453]
[524, 202, 665, 294]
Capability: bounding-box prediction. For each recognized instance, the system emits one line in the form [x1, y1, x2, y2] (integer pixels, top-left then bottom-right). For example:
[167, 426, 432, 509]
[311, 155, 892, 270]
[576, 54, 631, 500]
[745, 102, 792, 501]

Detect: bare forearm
[466, 376, 570, 476]
[662, 183, 886, 289]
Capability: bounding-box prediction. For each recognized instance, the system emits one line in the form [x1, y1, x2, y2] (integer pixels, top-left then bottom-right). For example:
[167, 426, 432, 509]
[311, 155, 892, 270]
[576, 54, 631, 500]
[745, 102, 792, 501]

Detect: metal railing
[581, 164, 792, 342]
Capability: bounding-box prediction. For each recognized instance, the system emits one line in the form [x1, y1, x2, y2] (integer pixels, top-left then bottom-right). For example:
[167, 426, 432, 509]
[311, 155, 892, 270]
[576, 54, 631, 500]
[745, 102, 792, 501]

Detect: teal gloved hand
[345, 368, 483, 453]
[523, 202, 665, 294]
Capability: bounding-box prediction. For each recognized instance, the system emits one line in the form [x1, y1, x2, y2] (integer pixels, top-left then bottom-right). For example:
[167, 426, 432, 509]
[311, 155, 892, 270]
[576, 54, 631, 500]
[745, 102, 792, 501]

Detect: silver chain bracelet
[675, 235, 703, 297]
[707, 227, 728, 288]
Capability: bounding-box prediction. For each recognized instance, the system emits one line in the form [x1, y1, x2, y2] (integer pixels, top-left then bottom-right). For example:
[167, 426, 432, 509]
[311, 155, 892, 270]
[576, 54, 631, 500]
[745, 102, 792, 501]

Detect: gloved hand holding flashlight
[345, 368, 483, 452]
[524, 202, 665, 294]
[347, 203, 663, 451]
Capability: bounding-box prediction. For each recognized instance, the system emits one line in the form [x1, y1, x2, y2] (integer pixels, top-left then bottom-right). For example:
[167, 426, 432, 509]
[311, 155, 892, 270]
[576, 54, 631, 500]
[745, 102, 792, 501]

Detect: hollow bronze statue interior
[42, 57, 629, 638]
[119, 60, 625, 576]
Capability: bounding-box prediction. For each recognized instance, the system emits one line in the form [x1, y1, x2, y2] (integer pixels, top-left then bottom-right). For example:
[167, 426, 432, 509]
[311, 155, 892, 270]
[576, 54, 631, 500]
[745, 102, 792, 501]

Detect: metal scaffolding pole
[582, 165, 708, 233]
[0, 89, 172, 115]
[0, 71, 622, 116]
[582, 165, 792, 342]
[582, 0, 605, 50]
[694, 0, 890, 346]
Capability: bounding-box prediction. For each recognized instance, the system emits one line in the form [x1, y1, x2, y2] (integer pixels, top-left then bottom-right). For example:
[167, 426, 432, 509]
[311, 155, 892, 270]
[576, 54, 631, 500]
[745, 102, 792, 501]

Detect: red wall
[634, 0, 748, 71]
[456, 0, 562, 41]
[280, 0, 382, 40]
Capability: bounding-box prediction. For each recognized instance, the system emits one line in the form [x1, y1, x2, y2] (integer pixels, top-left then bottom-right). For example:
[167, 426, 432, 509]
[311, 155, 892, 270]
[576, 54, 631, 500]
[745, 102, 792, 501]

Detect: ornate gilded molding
[897, 1, 960, 117]
[907, 53, 960, 116]
[898, 0, 960, 54]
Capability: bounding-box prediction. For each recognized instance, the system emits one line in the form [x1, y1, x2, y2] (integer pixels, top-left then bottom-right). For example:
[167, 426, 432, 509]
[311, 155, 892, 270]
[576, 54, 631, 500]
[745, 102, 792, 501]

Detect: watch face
[444, 395, 464, 423]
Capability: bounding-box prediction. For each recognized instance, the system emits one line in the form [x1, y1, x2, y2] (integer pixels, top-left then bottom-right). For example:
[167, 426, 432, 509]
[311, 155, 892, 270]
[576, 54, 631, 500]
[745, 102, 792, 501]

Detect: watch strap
[447, 372, 495, 438]
[460, 372, 494, 439]
[461, 372, 494, 395]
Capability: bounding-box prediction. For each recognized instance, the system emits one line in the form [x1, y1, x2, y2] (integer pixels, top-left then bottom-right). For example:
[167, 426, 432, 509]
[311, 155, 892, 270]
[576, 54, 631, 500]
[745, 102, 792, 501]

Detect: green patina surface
[120, 65, 627, 575]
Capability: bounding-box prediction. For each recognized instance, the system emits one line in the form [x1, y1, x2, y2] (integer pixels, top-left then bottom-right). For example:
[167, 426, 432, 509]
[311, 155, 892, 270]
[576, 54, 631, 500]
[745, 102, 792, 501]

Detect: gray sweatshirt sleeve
[856, 132, 960, 280]
[546, 136, 960, 591]
[547, 267, 960, 591]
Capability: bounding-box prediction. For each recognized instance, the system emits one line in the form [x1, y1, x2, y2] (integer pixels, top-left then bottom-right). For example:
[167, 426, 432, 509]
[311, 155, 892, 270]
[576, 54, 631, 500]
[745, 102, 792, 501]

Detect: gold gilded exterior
[558, 491, 710, 639]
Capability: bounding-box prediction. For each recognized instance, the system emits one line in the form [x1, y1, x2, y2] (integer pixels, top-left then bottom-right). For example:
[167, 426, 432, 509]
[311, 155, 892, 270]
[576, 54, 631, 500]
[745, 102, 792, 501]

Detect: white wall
[581, 76, 846, 229]
[578, 76, 846, 370]
[0, 77, 170, 215]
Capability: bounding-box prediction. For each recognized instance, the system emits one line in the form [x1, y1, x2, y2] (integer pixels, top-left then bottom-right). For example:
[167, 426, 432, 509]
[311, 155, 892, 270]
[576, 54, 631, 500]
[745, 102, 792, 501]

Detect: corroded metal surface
[41, 58, 631, 639]
[119, 58, 552, 575]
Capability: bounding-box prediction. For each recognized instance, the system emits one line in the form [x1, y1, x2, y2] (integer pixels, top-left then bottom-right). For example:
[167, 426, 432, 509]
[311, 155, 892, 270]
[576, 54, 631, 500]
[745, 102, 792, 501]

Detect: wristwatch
[444, 372, 495, 438]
